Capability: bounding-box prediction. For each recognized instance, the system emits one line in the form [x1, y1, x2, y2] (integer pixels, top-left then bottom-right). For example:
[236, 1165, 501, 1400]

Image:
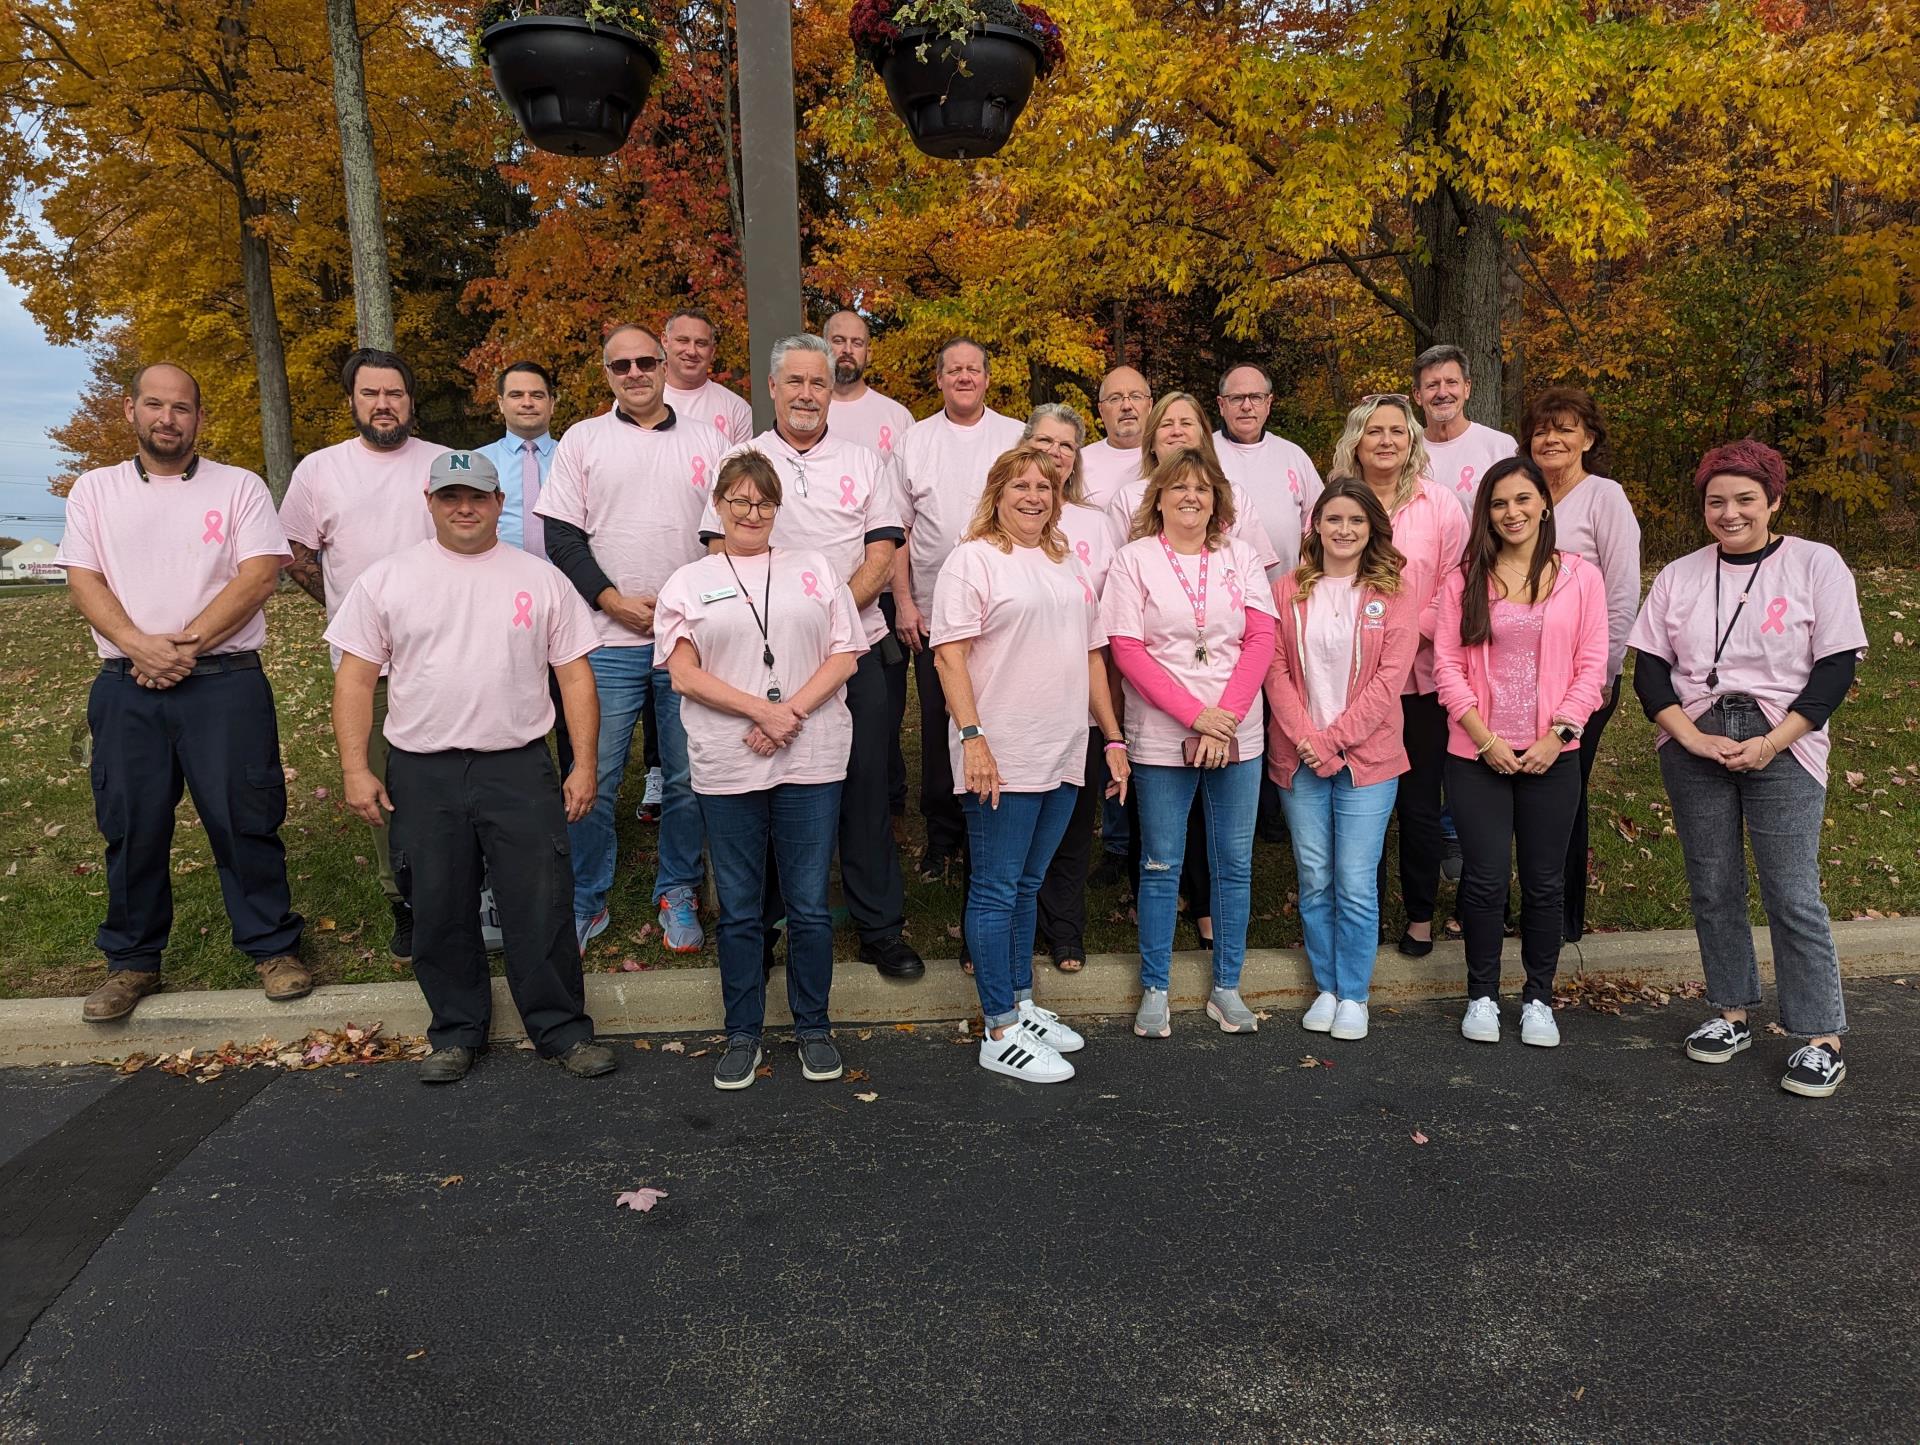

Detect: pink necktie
[522, 439, 546, 558]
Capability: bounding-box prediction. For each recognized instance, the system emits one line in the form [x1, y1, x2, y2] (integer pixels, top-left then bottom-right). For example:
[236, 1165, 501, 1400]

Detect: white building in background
[1, 537, 62, 580]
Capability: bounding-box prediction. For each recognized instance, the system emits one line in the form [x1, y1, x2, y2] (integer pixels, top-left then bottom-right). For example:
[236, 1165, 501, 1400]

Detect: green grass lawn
[3, 571, 1917, 999]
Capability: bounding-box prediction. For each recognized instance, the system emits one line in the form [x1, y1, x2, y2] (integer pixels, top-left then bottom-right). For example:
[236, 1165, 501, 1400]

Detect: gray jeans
[1658, 696, 1847, 1037]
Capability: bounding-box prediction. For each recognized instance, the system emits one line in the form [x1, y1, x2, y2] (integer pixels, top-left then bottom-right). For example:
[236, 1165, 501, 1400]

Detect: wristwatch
[958, 725, 986, 742]
[1551, 722, 1581, 745]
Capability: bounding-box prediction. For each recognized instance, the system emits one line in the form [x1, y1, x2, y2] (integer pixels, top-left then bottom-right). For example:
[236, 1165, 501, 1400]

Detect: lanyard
[1708, 540, 1771, 690]
[1158, 534, 1210, 664]
[723, 550, 781, 702]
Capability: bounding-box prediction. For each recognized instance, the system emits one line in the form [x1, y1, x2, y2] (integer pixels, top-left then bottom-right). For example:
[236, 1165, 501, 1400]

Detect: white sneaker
[1461, 997, 1501, 1044]
[978, 1028, 1074, 1083]
[1519, 999, 1561, 1048]
[1331, 1000, 1369, 1041]
[1301, 991, 1337, 1032]
[1015, 999, 1084, 1054]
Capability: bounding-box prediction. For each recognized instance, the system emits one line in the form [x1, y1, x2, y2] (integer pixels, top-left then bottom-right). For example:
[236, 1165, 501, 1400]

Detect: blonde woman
[1327, 394, 1467, 957]
[931, 443, 1127, 1083]
[1102, 392, 1280, 572]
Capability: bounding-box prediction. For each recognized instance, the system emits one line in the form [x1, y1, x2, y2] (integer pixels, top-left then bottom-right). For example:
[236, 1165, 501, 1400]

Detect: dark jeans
[389, 742, 592, 1057]
[840, 649, 907, 942]
[1659, 697, 1847, 1037]
[1037, 729, 1106, 963]
[1383, 690, 1448, 926]
[879, 593, 909, 816]
[914, 647, 966, 861]
[86, 661, 303, 971]
[1446, 751, 1581, 1005]
[702, 782, 840, 1038]
[1562, 676, 1619, 941]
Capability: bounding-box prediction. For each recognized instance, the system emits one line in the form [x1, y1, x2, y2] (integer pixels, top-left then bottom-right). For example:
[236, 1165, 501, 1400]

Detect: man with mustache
[59, 363, 306, 1022]
[279, 349, 450, 963]
[1078, 365, 1152, 510]
[704, 334, 924, 980]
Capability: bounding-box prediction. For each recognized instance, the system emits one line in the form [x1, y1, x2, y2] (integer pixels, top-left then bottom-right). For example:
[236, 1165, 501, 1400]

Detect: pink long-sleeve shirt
[1547, 473, 1642, 679]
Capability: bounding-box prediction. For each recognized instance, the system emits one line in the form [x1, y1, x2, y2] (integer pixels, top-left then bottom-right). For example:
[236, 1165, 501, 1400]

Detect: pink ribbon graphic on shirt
[690, 456, 707, 491]
[1075, 540, 1092, 566]
[838, 475, 858, 509]
[511, 591, 533, 629]
[714, 414, 730, 437]
[1079, 574, 1095, 606]
[201, 510, 225, 544]
[1760, 597, 1789, 634]
[1225, 570, 1245, 613]
[877, 425, 893, 454]
[1287, 468, 1301, 499]
[1458, 465, 1477, 495]
[801, 570, 824, 599]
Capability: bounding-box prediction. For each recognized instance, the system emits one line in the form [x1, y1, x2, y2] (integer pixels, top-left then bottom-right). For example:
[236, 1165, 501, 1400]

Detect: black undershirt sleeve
[543, 518, 615, 610]
[1632, 651, 1681, 721]
[1789, 650, 1858, 729]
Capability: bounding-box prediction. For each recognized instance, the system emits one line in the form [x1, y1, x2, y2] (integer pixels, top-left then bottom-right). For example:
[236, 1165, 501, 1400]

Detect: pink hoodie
[1382, 476, 1469, 696]
[1265, 583, 1418, 788]
[1433, 551, 1609, 760]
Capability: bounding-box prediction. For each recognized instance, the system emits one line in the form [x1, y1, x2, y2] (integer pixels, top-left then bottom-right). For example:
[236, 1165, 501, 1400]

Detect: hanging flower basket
[850, 1, 1065, 161]
[475, 2, 663, 159]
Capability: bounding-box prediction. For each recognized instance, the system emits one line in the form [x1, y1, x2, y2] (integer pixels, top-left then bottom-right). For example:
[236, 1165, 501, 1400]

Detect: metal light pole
[734, 0, 805, 433]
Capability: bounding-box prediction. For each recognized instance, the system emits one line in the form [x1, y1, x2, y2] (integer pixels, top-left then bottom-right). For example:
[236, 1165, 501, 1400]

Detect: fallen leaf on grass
[854, 1091, 879, 1103]
[1411, 1130, 1430, 1145]
[41, 822, 63, 837]
[660, 1041, 686, 1054]
[315, 918, 337, 933]
[615, 1187, 668, 1212]
[312, 786, 330, 800]
[438, 1175, 462, 1188]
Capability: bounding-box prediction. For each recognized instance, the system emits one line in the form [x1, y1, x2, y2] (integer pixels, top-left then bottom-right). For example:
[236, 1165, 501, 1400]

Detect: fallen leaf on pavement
[1411, 1130, 1430, 1145]
[688, 1048, 710, 1059]
[406, 1349, 427, 1361]
[438, 1175, 462, 1188]
[857, 1029, 874, 1041]
[632, 1039, 653, 1050]
[615, 1187, 668, 1212]
[854, 1091, 879, 1103]
[1298, 1055, 1324, 1068]
[1765, 1022, 1788, 1035]
[514, 1039, 536, 1051]
[660, 1041, 686, 1054]
[1572, 1385, 1585, 1401]
[755, 1064, 774, 1078]
[844, 1069, 869, 1082]
[893, 1023, 916, 1034]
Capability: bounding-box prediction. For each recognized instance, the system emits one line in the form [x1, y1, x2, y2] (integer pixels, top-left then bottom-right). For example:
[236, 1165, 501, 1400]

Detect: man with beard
[1078, 365, 1152, 510]
[279, 349, 450, 961]
[703, 335, 924, 980]
[662, 307, 754, 464]
[1413, 343, 1517, 515]
[59, 363, 306, 1022]
[823, 308, 915, 827]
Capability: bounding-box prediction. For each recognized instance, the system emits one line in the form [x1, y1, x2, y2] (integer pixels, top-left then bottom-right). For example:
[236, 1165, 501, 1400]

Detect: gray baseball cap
[426, 450, 501, 493]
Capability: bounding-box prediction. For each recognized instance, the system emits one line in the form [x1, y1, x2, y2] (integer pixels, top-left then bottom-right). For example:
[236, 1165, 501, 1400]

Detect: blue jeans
[1134, 759, 1260, 990]
[963, 786, 1079, 1030]
[1279, 769, 1398, 1002]
[569, 646, 700, 922]
[700, 782, 840, 1038]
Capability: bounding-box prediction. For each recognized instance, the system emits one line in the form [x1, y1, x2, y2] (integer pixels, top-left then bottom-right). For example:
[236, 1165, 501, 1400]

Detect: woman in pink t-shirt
[1627, 441, 1867, 1099]
[1264, 482, 1417, 1042]
[1325, 395, 1466, 959]
[1102, 448, 1278, 1039]
[1434, 457, 1607, 1049]
[655, 452, 868, 1092]
[931, 444, 1127, 1084]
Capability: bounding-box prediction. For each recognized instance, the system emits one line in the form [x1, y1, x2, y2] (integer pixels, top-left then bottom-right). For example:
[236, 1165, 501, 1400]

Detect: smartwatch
[1551, 722, 1580, 745]
[958, 725, 986, 742]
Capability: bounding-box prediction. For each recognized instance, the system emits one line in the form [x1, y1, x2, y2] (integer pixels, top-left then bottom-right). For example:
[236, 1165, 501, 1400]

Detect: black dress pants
[86, 660, 303, 971]
[1383, 690, 1449, 925]
[389, 742, 593, 1056]
[839, 649, 908, 942]
[1037, 729, 1106, 962]
[879, 593, 910, 816]
[914, 647, 966, 861]
[1563, 677, 1619, 942]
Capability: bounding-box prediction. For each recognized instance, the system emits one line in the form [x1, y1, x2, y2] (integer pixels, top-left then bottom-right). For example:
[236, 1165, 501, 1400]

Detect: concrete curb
[5, 918, 1913, 1067]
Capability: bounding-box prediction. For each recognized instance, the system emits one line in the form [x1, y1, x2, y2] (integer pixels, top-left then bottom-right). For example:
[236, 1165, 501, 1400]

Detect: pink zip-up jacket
[1433, 551, 1609, 760]
[1264, 581, 1417, 788]
[1378, 475, 1468, 696]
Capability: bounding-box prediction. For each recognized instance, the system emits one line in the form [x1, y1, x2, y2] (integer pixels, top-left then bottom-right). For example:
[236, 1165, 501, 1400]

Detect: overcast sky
[0, 277, 91, 544]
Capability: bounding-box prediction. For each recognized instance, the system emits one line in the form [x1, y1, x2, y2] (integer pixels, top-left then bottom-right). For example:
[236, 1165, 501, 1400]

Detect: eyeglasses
[723, 496, 778, 518]
[1360, 393, 1412, 406]
[1220, 392, 1272, 406]
[604, 355, 665, 376]
[1100, 391, 1150, 406]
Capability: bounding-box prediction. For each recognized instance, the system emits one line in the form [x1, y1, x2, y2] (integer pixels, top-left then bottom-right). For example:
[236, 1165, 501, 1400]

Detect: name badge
[699, 585, 739, 603]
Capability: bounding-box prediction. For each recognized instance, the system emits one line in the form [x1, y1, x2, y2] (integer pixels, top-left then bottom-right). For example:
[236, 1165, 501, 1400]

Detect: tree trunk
[236, 186, 297, 497]
[1410, 183, 1505, 424]
[326, 0, 394, 349]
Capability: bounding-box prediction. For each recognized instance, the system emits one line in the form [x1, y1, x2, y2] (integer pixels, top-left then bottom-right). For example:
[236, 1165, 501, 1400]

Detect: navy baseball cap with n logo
[427, 450, 501, 494]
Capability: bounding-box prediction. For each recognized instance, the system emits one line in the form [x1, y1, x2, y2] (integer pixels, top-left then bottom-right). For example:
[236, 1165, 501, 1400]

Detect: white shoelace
[1788, 1044, 1835, 1075]
[1690, 1017, 1739, 1042]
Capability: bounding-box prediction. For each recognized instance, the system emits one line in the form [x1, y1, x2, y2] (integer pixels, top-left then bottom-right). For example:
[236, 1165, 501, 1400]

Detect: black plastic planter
[877, 24, 1044, 160]
[481, 15, 660, 158]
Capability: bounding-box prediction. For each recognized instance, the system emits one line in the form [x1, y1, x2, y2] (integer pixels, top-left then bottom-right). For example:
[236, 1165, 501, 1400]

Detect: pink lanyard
[1158, 533, 1210, 663]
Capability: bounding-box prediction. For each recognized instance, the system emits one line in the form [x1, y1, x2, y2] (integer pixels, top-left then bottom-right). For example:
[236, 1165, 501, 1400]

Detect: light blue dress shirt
[476, 431, 555, 552]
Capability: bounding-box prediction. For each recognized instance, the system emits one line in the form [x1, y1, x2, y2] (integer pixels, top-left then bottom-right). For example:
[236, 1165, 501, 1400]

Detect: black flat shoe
[1396, 931, 1434, 958]
[859, 935, 926, 979]
[419, 1045, 475, 1084]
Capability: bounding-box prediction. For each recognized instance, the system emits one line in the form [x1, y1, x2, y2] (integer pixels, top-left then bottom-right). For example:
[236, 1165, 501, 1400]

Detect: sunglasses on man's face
[605, 355, 665, 376]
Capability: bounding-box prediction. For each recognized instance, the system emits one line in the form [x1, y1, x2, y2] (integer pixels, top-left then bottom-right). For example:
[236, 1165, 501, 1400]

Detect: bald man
[1079, 366, 1151, 510]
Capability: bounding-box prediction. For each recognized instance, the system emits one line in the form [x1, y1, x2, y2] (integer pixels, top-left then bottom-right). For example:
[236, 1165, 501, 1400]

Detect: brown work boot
[255, 954, 313, 1002]
[82, 969, 162, 1022]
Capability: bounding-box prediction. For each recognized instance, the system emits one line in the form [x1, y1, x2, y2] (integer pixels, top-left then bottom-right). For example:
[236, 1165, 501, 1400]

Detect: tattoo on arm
[286, 541, 327, 605]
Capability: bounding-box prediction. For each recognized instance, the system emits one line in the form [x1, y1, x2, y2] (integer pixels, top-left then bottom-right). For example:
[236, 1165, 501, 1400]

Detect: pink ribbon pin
[1459, 465, 1477, 494]
[1074, 540, 1092, 566]
[511, 591, 534, 629]
[690, 457, 707, 491]
[877, 425, 893, 453]
[1760, 597, 1789, 634]
[800, 570, 824, 599]
[838, 475, 858, 509]
[201, 510, 225, 544]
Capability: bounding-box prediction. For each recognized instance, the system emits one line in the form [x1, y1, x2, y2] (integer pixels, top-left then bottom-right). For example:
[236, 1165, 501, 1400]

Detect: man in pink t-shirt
[57, 363, 306, 1023]
[1213, 361, 1325, 574]
[1079, 365, 1151, 511]
[895, 339, 1027, 877]
[326, 450, 615, 1085]
[277, 348, 449, 956]
[661, 306, 754, 464]
[1413, 344, 1518, 514]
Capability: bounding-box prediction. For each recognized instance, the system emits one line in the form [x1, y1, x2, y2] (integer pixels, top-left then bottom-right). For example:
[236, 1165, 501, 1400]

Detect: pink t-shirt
[1422, 422, 1518, 514]
[1099, 534, 1280, 767]
[278, 436, 450, 664]
[324, 540, 598, 753]
[535, 409, 713, 648]
[897, 408, 1028, 616]
[929, 538, 1106, 793]
[653, 548, 867, 795]
[57, 459, 291, 658]
[1214, 431, 1325, 573]
[829, 387, 915, 461]
[1627, 537, 1868, 787]
[1078, 440, 1144, 512]
[1102, 475, 1282, 572]
[1384, 476, 1471, 695]
[663, 381, 753, 465]
[1550, 474, 1643, 678]
[1057, 501, 1116, 599]
[1302, 574, 1359, 730]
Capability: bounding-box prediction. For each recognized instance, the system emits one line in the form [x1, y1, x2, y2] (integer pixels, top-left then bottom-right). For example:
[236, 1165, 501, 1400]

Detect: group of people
[56, 320, 1866, 1100]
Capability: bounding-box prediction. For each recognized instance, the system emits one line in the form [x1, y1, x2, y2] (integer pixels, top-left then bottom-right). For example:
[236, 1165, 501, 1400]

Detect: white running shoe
[1519, 999, 1561, 1048]
[1331, 1000, 1369, 1041]
[1461, 997, 1501, 1044]
[1301, 991, 1337, 1033]
[1015, 999, 1084, 1054]
[978, 1028, 1074, 1083]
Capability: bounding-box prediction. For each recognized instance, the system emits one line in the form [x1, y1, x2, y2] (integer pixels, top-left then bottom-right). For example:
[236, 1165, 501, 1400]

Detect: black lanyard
[723, 550, 780, 702]
[1708, 538, 1773, 690]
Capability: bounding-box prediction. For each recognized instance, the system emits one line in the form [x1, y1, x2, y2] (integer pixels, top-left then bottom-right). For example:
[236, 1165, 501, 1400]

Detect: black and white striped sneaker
[1685, 1015, 1753, 1064]
[978, 1029, 1074, 1083]
[1015, 999, 1085, 1053]
[1781, 1043, 1846, 1098]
